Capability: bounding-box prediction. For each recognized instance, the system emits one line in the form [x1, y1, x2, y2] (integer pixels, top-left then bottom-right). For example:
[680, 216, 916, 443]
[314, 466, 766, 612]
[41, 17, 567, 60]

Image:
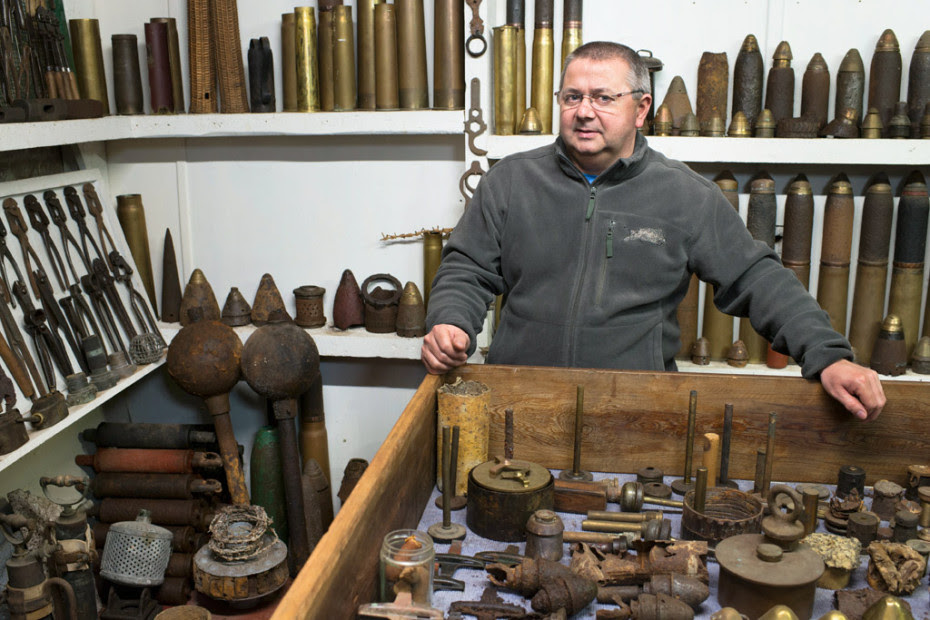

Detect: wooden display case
[274, 364, 928, 619]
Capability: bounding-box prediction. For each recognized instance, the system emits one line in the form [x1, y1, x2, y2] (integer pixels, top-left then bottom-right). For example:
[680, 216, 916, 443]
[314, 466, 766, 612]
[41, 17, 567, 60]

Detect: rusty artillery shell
[338, 457, 369, 505]
[837, 48, 865, 127]
[281, 13, 297, 111]
[702, 172, 738, 361]
[374, 3, 399, 109]
[82, 422, 217, 450]
[76, 448, 222, 474]
[299, 371, 331, 484]
[161, 229, 182, 322]
[531, 571, 597, 615]
[739, 177, 776, 363]
[252, 273, 292, 325]
[696, 52, 728, 130]
[295, 6, 320, 112]
[333, 6, 357, 111]
[849, 180, 894, 364]
[765, 41, 794, 126]
[889, 178, 930, 356]
[869, 29, 903, 138]
[221, 287, 252, 327]
[816, 177, 855, 335]
[396, 0, 429, 109]
[908, 32, 930, 138]
[871, 315, 908, 376]
[356, 0, 378, 110]
[333, 269, 365, 329]
[495, 25, 518, 135]
[801, 53, 830, 129]
[727, 111, 751, 137]
[395, 281, 426, 337]
[179, 268, 221, 326]
[733, 34, 764, 129]
[661, 76, 693, 135]
[889, 101, 911, 138]
[70, 19, 109, 114]
[112, 35, 144, 115]
[95, 498, 211, 529]
[531, 0, 554, 134]
[782, 175, 814, 288]
[434, 0, 465, 110]
[90, 472, 221, 500]
[821, 107, 861, 138]
[317, 7, 335, 111]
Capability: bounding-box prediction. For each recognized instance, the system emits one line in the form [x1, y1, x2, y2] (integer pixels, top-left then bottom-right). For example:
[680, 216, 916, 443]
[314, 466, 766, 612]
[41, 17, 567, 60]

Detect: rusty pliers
[3, 197, 49, 299]
[23, 193, 66, 289]
[0, 208, 25, 308]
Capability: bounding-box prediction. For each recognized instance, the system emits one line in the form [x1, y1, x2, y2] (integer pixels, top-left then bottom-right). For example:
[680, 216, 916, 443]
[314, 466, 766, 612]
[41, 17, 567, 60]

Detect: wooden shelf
[1, 110, 465, 152]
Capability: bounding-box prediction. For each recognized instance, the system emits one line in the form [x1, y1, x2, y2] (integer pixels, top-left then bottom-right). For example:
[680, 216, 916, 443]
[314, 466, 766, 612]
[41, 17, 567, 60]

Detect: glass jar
[379, 529, 434, 605]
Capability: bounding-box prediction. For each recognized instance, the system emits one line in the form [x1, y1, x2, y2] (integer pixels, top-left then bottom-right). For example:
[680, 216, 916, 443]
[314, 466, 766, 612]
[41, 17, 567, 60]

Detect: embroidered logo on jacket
[624, 228, 666, 246]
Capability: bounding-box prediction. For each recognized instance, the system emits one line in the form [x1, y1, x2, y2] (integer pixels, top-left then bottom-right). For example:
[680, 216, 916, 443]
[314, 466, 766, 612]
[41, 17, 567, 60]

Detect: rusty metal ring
[466, 34, 487, 58]
[360, 273, 402, 308]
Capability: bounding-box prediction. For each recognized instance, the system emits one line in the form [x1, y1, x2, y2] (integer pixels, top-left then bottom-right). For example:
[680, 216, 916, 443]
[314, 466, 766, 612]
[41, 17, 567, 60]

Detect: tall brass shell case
[908, 32, 930, 138]
[507, 1, 526, 125]
[889, 181, 929, 356]
[396, 0, 429, 109]
[765, 41, 794, 126]
[816, 180, 854, 335]
[434, 0, 465, 110]
[531, 0, 554, 135]
[318, 8, 335, 111]
[281, 13, 298, 111]
[676, 275, 700, 360]
[739, 177, 776, 362]
[869, 29, 902, 138]
[188, 0, 217, 113]
[333, 6, 357, 111]
[116, 194, 158, 311]
[495, 26, 518, 135]
[374, 4, 399, 109]
[356, 0, 379, 110]
[848, 183, 894, 364]
[696, 52, 728, 129]
[836, 49, 864, 125]
[733, 35, 764, 129]
[702, 173, 739, 360]
[150, 18, 185, 113]
[560, 0, 582, 69]
[423, 231, 443, 310]
[295, 7, 320, 112]
[69, 19, 110, 114]
[801, 53, 829, 129]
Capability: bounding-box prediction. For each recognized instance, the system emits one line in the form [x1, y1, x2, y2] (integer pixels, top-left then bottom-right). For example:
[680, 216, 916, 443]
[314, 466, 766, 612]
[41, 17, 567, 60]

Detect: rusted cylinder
[908, 32, 930, 138]
[889, 179, 930, 356]
[396, 0, 429, 109]
[356, 0, 378, 110]
[739, 177, 775, 363]
[145, 21, 173, 113]
[836, 49, 865, 126]
[154, 577, 191, 606]
[765, 41, 794, 126]
[816, 177, 855, 335]
[732, 34, 763, 129]
[801, 53, 829, 128]
[281, 13, 297, 111]
[696, 52, 728, 130]
[332, 6, 357, 111]
[869, 29, 903, 138]
[702, 173, 738, 360]
[250, 425, 290, 545]
[494, 25, 518, 135]
[849, 181, 894, 364]
[90, 472, 221, 499]
[530, 0, 554, 134]
[433, 0, 464, 110]
[165, 553, 193, 579]
[782, 175, 814, 289]
[111, 35, 144, 115]
[75, 448, 221, 474]
[95, 498, 211, 529]
[82, 422, 216, 450]
[676, 275, 699, 360]
[150, 18, 184, 113]
[374, 3, 399, 109]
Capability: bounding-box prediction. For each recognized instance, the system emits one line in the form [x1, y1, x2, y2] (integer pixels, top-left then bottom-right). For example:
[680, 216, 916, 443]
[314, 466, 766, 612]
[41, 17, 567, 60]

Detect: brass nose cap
[740, 34, 759, 53]
[713, 170, 738, 191]
[861, 595, 915, 620]
[773, 40, 793, 62]
[399, 281, 424, 306]
[875, 29, 900, 53]
[806, 52, 828, 72]
[728, 111, 752, 137]
[519, 107, 543, 134]
[916, 30, 930, 53]
[788, 174, 812, 195]
[679, 112, 700, 136]
[839, 48, 864, 73]
[881, 314, 903, 334]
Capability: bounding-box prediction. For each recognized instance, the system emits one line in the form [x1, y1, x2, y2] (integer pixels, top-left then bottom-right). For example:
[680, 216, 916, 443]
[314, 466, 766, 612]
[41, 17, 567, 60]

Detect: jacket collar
[555, 131, 650, 185]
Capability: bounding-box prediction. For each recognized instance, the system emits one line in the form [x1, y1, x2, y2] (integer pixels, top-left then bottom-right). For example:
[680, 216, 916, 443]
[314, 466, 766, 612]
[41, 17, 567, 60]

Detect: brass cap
[750, 177, 776, 193]
[754, 108, 776, 134]
[875, 29, 900, 53]
[518, 107, 543, 134]
[727, 111, 751, 137]
[711, 609, 746, 620]
[806, 52, 828, 72]
[653, 103, 673, 136]
[866, 180, 892, 195]
[916, 31, 930, 53]
[772, 40, 793, 63]
[758, 605, 799, 620]
[788, 174, 812, 195]
[700, 116, 725, 137]
[862, 108, 883, 138]
[680, 112, 700, 136]
[839, 48, 864, 73]
[861, 595, 915, 620]
[740, 33, 759, 53]
[829, 176, 853, 195]
[818, 612, 850, 620]
[880, 314, 903, 334]
[713, 170, 738, 192]
[399, 281, 424, 306]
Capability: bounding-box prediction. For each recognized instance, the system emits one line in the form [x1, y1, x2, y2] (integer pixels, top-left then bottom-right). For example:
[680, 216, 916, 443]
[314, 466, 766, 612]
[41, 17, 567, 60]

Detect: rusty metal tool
[0, 204, 28, 307]
[358, 592, 445, 619]
[110, 251, 165, 349]
[560, 384, 592, 481]
[82, 183, 119, 273]
[761, 412, 777, 494]
[428, 425, 467, 542]
[76, 447, 222, 474]
[80, 270, 125, 354]
[34, 270, 86, 373]
[12, 279, 72, 381]
[62, 185, 106, 268]
[465, 78, 488, 156]
[0, 294, 40, 400]
[450, 587, 524, 620]
[434, 425, 466, 510]
[671, 390, 698, 496]
[465, 0, 486, 58]
[2, 197, 50, 299]
[0, 362, 38, 455]
[92, 257, 136, 340]
[23, 194, 66, 289]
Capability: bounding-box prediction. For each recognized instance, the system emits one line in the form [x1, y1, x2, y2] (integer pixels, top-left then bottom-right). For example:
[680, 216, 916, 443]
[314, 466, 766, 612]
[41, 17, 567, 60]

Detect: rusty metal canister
[112, 35, 144, 115]
[888, 179, 929, 356]
[869, 29, 903, 138]
[69, 19, 110, 114]
[494, 25, 518, 135]
[467, 457, 554, 541]
[333, 269, 365, 329]
[696, 52, 728, 131]
[872, 480, 905, 521]
[846, 512, 879, 548]
[145, 21, 174, 113]
[250, 426, 290, 545]
[782, 175, 814, 289]
[739, 177, 776, 363]
[681, 487, 764, 544]
[434, 0, 465, 110]
[281, 13, 297, 111]
[361, 274, 402, 333]
[76, 448, 222, 474]
[849, 181, 894, 364]
[733, 34, 763, 129]
[702, 172, 738, 360]
[816, 177, 855, 335]
[906, 465, 930, 500]
[96, 498, 211, 530]
[765, 41, 794, 126]
[661, 76, 693, 135]
[150, 18, 184, 113]
[90, 472, 221, 500]
[531, 0, 554, 134]
[908, 32, 930, 137]
[525, 509, 564, 561]
[437, 379, 490, 497]
[374, 3, 399, 110]
[82, 422, 216, 450]
[294, 286, 326, 328]
[836, 49, 865, 126]
[871, 314, 908, 376]
[154, 577, 192, 606]
[396, 0, 429, 109]
[801, 53, 829, 128]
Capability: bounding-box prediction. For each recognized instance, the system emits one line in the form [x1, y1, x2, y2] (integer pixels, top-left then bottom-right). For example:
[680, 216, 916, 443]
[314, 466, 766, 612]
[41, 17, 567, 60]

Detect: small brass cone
[773, 40, 793, 64]
[881, 314, 903, 334]
[875, 29, 900, 53]
[679, 112, 700, 136]
[889, 102, 911, 138]
[221, 287, 252, 327]
[861, 596, 915, 620]
[755, 109, 776, 136]
[917, 31, 930, 53]
[710, 609, 745, 620]
[921, 102, 930, 137]
[700, 116, 725, 137]
[862, 108, 883, 138]
[727, 110, 751, 137]
[839, 48, 864, 73]
[806, 52, 827, 72]
[818, 612, 850, 620]
[395, 281, 426, 337]
[758, 605, 800, 620]
[830, 175, 853, 195]
[740, 33, 759, 53]
[917, 336, 930, 374]
[518, 107, 543, 134]
[788, 174, 812, 195]
[251, 273, 292, 325]
[178, 268, 221, 326]
[653, 103, 673, 136]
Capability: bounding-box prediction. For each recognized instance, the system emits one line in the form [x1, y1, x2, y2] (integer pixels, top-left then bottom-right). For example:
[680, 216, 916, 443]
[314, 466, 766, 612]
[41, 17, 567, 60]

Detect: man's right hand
[421, 324, 470, 374]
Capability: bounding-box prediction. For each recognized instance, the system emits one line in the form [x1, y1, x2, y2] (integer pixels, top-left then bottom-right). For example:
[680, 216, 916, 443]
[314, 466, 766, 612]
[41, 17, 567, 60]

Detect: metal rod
[719, 403, 734, 484]
[441, 425, 452, 527]
[683, 390, 697, 482]
[586, 510, 661, 523]
[753, 448, 766, 493]
[694, 467, 708, 513]
[504, 407, 514, 460]
[762, 412, 777, 493]
[571, 384, 584, 474]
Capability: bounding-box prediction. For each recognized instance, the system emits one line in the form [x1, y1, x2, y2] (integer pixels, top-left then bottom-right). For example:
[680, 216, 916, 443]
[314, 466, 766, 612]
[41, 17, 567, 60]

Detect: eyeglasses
[555, 90, 645, 110]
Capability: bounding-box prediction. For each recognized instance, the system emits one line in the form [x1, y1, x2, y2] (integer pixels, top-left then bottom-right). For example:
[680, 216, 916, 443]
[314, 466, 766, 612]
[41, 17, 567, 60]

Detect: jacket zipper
[566, 185, 598, 364]
[585, 185, 597, 220]
[606, 225, 613, 258]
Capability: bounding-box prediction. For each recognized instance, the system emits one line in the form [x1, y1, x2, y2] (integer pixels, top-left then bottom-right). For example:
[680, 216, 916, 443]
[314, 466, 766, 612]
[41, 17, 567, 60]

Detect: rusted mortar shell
[333, 269, 365, 329]
[251, 273, 292, 325]
[178, 269, 220, 326]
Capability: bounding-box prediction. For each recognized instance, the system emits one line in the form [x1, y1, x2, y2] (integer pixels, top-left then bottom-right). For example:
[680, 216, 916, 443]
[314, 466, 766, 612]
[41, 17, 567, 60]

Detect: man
[422, 41, 885, 421]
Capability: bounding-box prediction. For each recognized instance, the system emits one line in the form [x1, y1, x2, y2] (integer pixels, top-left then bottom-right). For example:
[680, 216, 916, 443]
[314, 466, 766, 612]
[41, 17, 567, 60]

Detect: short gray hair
[559, 41, 652, 97]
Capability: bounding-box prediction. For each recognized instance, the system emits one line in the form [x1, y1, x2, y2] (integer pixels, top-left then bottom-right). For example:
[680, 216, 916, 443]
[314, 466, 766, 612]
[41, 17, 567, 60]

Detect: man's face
[558, 57, 652, 176]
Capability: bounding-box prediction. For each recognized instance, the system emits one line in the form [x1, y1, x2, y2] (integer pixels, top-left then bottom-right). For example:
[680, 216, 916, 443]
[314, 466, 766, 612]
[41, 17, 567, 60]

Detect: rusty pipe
[75, 448, 222, 473]
[89, 472, 222, 499]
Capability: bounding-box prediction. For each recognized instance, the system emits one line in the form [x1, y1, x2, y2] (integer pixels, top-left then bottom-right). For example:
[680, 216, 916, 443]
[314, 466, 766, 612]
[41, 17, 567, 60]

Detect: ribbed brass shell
[396, 0, 429, 109]
[700, 116, 725, 137]
[653, 103, 673, 136]
[395, 282, 426, 337]
[374, 3, 399, 109]
[69, 19, 110, 114]
[295, 7, 320, 112]
[281, 13, 298, 111]
[754, 109, 776, 137]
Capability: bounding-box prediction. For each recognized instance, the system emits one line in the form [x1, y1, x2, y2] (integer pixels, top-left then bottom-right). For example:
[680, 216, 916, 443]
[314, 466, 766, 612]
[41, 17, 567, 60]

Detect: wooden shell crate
[274, 364, 928, 619]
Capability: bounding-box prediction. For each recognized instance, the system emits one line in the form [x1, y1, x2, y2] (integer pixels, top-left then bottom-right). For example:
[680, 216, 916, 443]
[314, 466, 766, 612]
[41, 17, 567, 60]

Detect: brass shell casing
[890, 181, 930, 355]
[116, 194, 157, 310]
[69, 19, 110, 114]
[703, 173, 739, 360]
[888, 267, 923, 357]
[889, 101, 911, 138]
[512, 26, 527, 128]
[396, 0, 429, 109]
[836, 48, 865, 126]
[676, 274, 700, 360]
[423, 231, 443, 310]
[333, 6, 357, 111]
[733, 34, 764, 129]
[281, 13, 298, 111]
[531, 27, 554, 134]
[396, 282, 426, 337]
[728, 111, 751, 137]
[765, 41, 794, 125]
[150, 18, 185, 113]
[782, 176, 814, 289]
[696, 52, 729, 129]
[562, 28, 582, 72]
[801, 53, 830, 128]
[817, 266, 851, 336]
[494, 26, 518, 135]
[907, 32, 930, 137]
[661, 76, 694, 134]
[374, 3, 399, 110]
[356, 0, 379, 110]
[295, 7, 320, 112]
[433, 0, 465, 110]
[869, 29, 903, 138]
[317, 8, 335, 111]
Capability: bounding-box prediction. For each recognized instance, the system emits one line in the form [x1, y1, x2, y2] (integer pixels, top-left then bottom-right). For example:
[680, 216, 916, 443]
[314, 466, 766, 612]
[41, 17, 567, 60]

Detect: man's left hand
[820, 359, 886, 421]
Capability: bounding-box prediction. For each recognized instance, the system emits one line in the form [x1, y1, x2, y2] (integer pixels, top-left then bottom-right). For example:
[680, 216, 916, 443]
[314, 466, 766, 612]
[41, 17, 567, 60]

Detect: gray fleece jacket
[426, 133, 853, 379]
